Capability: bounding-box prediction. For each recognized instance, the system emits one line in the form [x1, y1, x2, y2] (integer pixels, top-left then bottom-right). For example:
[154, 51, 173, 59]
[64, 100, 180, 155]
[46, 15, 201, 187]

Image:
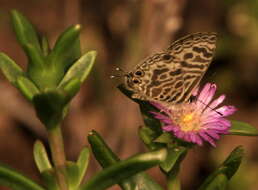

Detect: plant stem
[167, 166, 181, 190]
[48, 126, 68, 190]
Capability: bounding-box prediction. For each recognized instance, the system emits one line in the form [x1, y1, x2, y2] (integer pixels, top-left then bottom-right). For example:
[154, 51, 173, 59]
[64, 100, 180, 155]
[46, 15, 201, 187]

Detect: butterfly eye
[132, 78, 141, 84]
[163, 54, 172, 60]
[135, 70, 144, 76]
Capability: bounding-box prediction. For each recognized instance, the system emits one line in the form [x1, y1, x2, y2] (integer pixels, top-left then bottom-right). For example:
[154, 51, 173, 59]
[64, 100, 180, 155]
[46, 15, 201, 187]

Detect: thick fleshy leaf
[61, 78, 81, 103]
[154, 132, 173, 144]
[198, 146, 244, 190]
[51, 25, 81, 69]
[0, 53, 24, 85]
[229, 120, 258, 136]
[121, 173, 164, 190]
[40, 36, 50, 56]
[33, 90, 67, 129]
[16, 76, 40, 101]
[58, 51, 96, 88]
[41, 169, 58, 190]
[0, 163, 45, 190]
[138, 126, 164, 150]
[201, 174, 228, 190]
[33, 140, 52, 173]
[140, 105, 163, 134]
[11, 10, 42, 57]
[76, 147, 90, 187]
[66, 161, 80, 190]
[81, 148, 167, 190]
[88, 130, 119, 167]
[160, 146, 187, 173]
[87, 130, 165, 190]
[24, 43, 45, 69]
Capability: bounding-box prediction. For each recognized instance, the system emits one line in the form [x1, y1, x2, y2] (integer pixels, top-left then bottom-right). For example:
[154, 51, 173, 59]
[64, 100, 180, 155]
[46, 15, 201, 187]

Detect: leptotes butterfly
[121, 32, 217, 105]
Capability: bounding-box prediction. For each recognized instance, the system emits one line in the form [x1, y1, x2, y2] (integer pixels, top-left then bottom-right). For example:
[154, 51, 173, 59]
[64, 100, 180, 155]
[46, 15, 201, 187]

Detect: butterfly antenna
[194, 98, 223, 116]
[110, 74, 123, 79]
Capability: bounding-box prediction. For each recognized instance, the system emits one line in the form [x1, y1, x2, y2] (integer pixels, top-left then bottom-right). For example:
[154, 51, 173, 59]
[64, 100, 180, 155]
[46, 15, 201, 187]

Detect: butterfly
[117, 32, 217, 106]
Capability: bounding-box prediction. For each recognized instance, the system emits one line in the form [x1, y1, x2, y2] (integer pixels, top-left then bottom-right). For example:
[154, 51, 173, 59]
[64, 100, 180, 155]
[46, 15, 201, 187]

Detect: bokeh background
[0, 0, 258, 189]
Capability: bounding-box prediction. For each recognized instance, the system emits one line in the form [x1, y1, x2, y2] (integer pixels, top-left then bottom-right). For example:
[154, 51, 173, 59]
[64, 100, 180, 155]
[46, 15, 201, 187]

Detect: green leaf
[10, 10, 42, 56]
[65, 148, 92, 190]
[160, 146, 187, 173]
[24, 43, 45, 69]
[167, 166, 180, 190]
[88, 130, 120, 168]
[0, 163, 45, 190]
[229, 120, 258, 136]
[198, 146, 244, 190]
[140, 104, 163, 134]
[41, 169, 58, 190]
[40, 36, 50, 56]
[88, 130, 164, 190]
[58, 51, 96, 88]
[16, 76, 40, 101]
[61, 78, 81, 103]
[154, 132, 173, 144]
[120, 173, 164, 190]
[81, 148, 167, 190]
[33, 140, 52, 173]
[76, 147, 90, 187]
[138, 126, 164, 150]
[33, 90, 67, 129]
[51, 25, 81, 70]
[66, 161, 80, 190]
[33, 141, 58, 190]
[202, 174, 228, 190]
[0, 53, 24, 86]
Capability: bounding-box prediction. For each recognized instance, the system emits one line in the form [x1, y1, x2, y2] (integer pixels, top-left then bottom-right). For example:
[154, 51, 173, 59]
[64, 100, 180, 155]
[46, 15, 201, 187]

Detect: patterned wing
[167, 32, 217, 103]
[130, 52, 186, 103]
[125, 32, 217, 105]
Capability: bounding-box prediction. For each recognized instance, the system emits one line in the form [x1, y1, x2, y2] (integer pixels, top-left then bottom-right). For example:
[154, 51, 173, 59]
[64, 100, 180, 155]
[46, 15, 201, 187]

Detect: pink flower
[150, 83, 237, 147]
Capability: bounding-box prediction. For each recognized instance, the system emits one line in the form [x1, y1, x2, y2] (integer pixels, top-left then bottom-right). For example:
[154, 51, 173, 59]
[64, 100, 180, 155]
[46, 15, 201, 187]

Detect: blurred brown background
[0, 0, 258, 189]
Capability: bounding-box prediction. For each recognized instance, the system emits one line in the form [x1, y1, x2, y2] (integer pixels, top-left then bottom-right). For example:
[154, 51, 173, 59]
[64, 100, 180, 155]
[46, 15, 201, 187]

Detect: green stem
[48, 126, 68, 190]
[167, 166, 180, 190]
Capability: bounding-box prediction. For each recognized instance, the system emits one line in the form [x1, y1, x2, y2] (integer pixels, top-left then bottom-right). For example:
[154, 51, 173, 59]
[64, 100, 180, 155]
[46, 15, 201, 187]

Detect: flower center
[182, 113, 194, 123]
[178, 111, 201, 132]
[168, 103, 201, 132]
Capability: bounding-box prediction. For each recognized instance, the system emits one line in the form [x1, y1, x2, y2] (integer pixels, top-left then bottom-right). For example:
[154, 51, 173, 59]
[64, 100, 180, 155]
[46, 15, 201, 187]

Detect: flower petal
[150, 102, 170, 114]
[202, 117, 231, 127]
[195, 134, 203, 145]
[149, 82, 236, 147]
[190, 133, 197, 143]
[175, 131, 185, 139]
[162, 125, 174, 132]
[206, 94, 226, 110]
[203, 105, 236, 120]
[206, 130, 220, 139]
[150, 111, 168, 119]
[192, 86, 200, 96]
[215, 105, 237, 117]
[196, 83, 213, 109]
[204, 124, 229, 131]
[184, 133, 191, 142]
[199, 131, 216, 147]
[200, 84, 217, 109]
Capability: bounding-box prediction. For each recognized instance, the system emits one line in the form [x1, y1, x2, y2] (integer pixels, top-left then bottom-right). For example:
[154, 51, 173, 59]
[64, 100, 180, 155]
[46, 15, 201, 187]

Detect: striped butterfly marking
[124, 32, 217, 105]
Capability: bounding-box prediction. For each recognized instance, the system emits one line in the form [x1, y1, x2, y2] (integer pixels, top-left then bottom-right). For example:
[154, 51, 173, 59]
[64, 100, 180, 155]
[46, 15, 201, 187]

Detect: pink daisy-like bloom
[150, 83, 237, 147]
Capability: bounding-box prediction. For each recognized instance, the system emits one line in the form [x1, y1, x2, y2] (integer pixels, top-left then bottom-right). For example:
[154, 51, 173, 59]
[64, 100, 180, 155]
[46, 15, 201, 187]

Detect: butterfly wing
[167, 32, 217, 103]
[126, 32, 217, 105]
[131, 52, 186, 103]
